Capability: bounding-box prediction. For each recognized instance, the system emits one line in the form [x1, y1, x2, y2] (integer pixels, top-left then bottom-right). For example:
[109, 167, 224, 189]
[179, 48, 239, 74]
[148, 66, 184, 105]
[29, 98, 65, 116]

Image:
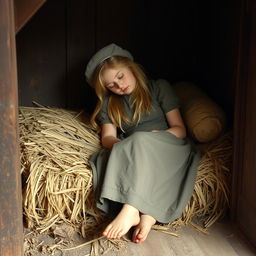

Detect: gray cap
[85, 43, 134, 81]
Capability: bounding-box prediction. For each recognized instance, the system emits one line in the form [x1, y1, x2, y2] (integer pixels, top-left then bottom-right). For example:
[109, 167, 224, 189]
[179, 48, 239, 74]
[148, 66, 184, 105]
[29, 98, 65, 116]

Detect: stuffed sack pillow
[173, 82, 227, 143]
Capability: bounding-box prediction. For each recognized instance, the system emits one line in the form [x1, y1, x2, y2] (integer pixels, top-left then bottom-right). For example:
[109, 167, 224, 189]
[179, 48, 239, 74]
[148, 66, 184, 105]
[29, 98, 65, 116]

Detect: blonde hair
[89, 56, 152, 132]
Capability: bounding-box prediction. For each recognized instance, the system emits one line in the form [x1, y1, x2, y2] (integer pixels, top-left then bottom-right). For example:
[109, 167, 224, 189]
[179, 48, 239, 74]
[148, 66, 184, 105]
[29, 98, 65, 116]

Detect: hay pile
[19, 106, 232, 244]
[19, 106, 103, 234]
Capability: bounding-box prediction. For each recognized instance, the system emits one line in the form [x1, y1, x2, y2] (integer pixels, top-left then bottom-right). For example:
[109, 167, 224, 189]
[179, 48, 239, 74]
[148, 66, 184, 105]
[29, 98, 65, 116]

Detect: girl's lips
[123, 86, 129, 93]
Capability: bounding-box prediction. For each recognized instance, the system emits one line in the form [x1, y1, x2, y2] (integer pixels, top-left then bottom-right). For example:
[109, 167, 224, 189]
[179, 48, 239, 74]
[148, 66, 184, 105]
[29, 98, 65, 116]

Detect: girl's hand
[151, 129, 161, 132]
[101, 124, 121, 149]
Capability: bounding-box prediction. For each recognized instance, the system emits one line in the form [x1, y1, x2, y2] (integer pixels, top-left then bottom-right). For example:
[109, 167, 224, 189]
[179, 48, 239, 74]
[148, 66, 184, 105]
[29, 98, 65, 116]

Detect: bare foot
[132, 214, 156, 243]
[103, 204, 140, 239]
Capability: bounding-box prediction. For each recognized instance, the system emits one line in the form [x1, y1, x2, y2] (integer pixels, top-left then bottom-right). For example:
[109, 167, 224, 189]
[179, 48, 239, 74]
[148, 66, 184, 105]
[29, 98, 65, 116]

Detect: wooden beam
[0, 0, 23, 255]
[14, 0, 47, 33]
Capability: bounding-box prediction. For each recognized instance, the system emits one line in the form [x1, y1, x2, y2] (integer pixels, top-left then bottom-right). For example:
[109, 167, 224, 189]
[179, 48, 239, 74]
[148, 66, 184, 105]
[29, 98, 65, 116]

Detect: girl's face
[101, 66, 136, 95]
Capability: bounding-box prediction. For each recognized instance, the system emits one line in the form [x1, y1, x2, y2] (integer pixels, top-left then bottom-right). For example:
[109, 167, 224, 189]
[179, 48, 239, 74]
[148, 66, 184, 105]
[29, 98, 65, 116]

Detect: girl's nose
[116, 80, 125, 89]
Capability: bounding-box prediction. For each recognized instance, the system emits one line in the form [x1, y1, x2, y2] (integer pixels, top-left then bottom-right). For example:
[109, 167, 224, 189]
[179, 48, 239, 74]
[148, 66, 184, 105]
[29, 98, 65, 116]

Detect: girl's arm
[154, 108, 186, 139]
[165, 108, 186, 138]
[152, 109, 186, 138]
[101, 123, 121, 149]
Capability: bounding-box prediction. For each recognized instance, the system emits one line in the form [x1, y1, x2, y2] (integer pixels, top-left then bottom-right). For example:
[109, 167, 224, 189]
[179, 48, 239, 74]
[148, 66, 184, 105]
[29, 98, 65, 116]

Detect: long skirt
[89, 131, 200, 223]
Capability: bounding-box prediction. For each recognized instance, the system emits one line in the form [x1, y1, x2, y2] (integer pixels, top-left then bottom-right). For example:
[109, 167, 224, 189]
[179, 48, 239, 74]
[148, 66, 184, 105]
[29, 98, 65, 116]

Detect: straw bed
[19, 106, 103, 234]
[20, 106, 232, 253]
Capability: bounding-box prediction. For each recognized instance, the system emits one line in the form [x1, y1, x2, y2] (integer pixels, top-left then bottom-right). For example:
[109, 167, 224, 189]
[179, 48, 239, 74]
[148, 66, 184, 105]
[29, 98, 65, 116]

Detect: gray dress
[89, 79, 200, 223]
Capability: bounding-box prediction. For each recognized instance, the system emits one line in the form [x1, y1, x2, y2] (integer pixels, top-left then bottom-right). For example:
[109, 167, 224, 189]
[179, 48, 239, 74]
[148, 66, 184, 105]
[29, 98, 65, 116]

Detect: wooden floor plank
[103, 220, 256, 256]
[184, 225, 239, 256]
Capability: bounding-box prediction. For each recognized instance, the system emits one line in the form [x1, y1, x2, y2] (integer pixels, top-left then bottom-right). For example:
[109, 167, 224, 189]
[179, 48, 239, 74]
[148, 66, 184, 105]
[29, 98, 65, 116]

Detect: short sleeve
[154, 79, 180, 113]
[97, 97, 113, 125]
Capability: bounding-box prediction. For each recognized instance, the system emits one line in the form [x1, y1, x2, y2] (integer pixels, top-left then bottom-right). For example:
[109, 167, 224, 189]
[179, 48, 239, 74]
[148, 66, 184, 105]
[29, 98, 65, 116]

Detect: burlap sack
[174, 82, 227, 143]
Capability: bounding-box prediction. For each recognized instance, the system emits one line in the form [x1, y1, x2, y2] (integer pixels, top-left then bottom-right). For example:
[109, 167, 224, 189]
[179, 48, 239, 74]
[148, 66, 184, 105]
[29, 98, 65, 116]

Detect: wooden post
[0, 0, 23, 255]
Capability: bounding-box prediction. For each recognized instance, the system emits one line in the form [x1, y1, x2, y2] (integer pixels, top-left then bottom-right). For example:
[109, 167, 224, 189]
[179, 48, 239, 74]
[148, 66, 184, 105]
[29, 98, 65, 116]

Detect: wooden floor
[83, 220, 256, 256]
[25, 219, 256, 256]
[120, 222, 256, 256]
[101, 220, 256, 256]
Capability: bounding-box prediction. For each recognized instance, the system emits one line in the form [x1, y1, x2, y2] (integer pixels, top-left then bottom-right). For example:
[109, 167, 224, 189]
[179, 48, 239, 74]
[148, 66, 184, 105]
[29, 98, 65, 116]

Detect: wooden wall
[16, 0, 238, 121]
[232, 0, 256, 247]
[0, 0, 23, 255]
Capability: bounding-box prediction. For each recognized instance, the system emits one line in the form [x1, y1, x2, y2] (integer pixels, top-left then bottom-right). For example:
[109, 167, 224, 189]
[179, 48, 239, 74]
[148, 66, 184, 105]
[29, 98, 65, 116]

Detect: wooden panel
[66, 0, 97, 112]
[96, 0, 136, 50]
[96, 0, 198, 83]
[232, 0, 256, 248]
[14, 0, 46, 33]
[16, 0, 97, 110]
[15, 0, 235, 113]
[195, 1, 239, 119]
[237, 0, 256, 245]
[16, 0, 67, 107]
[0, 0, 23, 255]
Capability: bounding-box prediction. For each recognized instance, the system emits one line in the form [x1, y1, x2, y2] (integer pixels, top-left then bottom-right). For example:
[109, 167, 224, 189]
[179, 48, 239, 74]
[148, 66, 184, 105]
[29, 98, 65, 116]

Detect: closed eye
[117, 73, 124, 80]
[107, 83, 115, 88]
